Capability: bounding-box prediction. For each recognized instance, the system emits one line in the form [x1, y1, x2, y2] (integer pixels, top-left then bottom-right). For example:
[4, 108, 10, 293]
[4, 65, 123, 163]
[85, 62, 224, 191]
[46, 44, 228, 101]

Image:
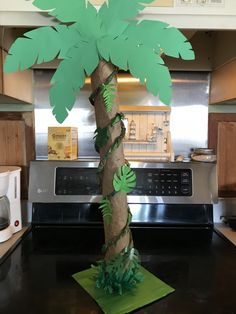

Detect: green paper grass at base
[72, 266, 175, 314]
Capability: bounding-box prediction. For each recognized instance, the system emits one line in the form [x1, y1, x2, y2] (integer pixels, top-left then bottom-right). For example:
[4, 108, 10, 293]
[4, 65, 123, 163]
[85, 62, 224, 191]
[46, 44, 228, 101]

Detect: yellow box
[48, 127, 78, 160]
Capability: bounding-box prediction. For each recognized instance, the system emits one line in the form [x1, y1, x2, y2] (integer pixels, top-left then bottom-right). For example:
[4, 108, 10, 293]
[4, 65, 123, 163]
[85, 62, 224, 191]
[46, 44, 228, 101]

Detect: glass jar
[0, 196, 10, 231]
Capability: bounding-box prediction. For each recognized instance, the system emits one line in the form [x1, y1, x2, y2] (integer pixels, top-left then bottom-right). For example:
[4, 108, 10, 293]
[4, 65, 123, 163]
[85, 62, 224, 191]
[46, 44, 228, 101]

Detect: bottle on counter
[129, 120, 136, 140]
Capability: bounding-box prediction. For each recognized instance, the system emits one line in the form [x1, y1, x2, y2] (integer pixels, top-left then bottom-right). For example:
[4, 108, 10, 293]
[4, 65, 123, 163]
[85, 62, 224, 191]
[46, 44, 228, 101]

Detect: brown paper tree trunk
[91, 60, 132, 260]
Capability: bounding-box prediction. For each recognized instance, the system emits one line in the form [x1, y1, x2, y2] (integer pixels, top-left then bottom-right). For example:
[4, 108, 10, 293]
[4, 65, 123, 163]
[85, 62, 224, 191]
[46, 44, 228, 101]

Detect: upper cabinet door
[208, 113, 236, 197]
[0, 49, 33, 104]
[0, 49, 3, 94]
[218, 121, 236, 197]
[210, 59, 236, 105]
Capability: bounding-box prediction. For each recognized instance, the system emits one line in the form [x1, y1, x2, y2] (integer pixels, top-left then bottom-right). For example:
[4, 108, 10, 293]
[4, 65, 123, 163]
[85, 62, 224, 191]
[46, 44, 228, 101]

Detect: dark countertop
[0, 228, 236, 314]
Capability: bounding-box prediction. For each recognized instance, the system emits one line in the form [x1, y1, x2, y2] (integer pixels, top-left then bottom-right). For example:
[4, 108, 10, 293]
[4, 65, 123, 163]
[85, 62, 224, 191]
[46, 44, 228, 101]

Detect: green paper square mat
[73, 266, 174, 314]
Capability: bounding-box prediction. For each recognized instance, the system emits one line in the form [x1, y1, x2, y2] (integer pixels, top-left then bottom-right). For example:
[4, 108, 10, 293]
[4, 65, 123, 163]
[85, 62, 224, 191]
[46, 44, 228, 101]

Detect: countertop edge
[0, 225, 31, 264]
[214, 223, 236, 246]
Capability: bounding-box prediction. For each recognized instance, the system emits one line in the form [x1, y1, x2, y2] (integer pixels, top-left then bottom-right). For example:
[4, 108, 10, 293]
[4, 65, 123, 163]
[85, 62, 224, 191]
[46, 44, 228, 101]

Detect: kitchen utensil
[191, 154, 217, 162]
[193, 148, 215, 155]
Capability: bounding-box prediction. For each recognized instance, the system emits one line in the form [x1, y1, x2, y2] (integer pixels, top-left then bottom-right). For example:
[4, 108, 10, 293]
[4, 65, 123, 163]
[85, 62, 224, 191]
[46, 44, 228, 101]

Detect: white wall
[1, 0, 236, 29]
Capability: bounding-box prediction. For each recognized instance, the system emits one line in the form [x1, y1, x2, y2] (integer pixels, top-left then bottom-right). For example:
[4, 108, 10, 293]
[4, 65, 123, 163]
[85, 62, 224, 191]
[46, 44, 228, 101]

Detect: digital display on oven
[55, 167, 192, 197]
[55, 168, 101, 195]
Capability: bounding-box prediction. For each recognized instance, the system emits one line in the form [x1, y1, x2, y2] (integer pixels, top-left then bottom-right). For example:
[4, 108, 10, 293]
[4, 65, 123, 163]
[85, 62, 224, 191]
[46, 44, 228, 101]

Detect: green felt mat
[72, 266, 174, 314]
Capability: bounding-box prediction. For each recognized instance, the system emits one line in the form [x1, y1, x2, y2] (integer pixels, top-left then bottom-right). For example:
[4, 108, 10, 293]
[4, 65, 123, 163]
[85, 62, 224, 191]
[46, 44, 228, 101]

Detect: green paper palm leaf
[97, 17, 195, 104]
[113, 165, 136, 193]
[97, 36, 172, 104]
[4, 26, 80, 72]
[99, 197, 113, 225]
[99, 0, 154, 36]
[101, 83, 116, 113]
[34, 0, 103, 40]
[50, 42, 99, 122]
[33, 0, 88, 23]
[124, 20, 195, 60]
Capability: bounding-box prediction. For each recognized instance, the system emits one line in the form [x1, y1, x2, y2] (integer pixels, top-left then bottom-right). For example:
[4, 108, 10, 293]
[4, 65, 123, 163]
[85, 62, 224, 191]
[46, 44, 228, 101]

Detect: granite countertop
[214, 223, 236, 246]
[0, 228, 236, 314]
[0, 225, 31, 263]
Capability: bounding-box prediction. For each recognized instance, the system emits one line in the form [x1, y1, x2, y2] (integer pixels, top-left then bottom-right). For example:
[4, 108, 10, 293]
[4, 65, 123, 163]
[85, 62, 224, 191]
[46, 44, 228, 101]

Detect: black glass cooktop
[0, 228, 236, 314]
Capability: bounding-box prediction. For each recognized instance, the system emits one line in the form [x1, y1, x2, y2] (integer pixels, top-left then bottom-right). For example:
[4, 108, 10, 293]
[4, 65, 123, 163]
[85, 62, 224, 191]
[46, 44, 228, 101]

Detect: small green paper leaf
[99, 197, 112, 225]
[95, 246, 143, 295]
[94, 127, 110, 149]
[100, 83, 116, 113]
[113, 165, 136, 193]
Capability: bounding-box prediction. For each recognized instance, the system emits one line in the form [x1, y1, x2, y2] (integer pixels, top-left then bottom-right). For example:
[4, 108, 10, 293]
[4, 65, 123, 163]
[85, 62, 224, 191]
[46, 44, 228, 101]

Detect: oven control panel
[131, 169, 192, 196]
[55, 167, 192, 197]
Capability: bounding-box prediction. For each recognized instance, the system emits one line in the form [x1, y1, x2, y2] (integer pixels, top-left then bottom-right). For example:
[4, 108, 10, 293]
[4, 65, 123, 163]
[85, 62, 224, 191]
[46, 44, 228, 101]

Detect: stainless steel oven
[29, 160, 217, 237]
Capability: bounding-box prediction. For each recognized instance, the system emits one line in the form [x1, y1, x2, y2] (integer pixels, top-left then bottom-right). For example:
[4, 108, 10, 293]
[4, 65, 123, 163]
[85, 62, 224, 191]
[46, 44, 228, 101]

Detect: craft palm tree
[4, 0, 194, 294]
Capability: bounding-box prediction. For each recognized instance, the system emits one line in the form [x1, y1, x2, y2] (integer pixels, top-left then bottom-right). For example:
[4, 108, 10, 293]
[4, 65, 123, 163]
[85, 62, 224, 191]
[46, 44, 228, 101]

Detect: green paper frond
[124, 20, 195, 60]
[4, 26, 80, 72]
[33, 0, 89, 23]
[97, 35, 172, 104]
[99, 197, 113, 225]
[101, 83, 116, 113]
[33, 1, 104, 41]
[94, 127, 110, 150]
[97, 18, 195, 104]
[94, 246, 143, 295]
[99, 0, 154, 36]
[113, 164, 136, 194]
[50, 42, 99, 123]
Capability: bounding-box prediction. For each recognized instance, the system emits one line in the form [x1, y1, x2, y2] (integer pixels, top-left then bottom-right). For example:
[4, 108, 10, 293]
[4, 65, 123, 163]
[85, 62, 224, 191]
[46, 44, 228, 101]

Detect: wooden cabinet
[0, 49, 3, 94]
[0, 49, 33, 104]
[0, 120, 26, 164]
[0, 112, 35, 199]
[208, 113, 236, 197]
[210, 59, 236, 105]
[218, 122, 236, 197]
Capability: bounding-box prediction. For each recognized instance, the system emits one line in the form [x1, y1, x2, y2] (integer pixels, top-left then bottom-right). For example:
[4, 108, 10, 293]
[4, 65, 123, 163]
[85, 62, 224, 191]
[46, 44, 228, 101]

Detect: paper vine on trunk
[99, 197, 113, 225]
[101, 83, 116, 113]
[4, 0, 195, 301]
[94, 126, 110, 150]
